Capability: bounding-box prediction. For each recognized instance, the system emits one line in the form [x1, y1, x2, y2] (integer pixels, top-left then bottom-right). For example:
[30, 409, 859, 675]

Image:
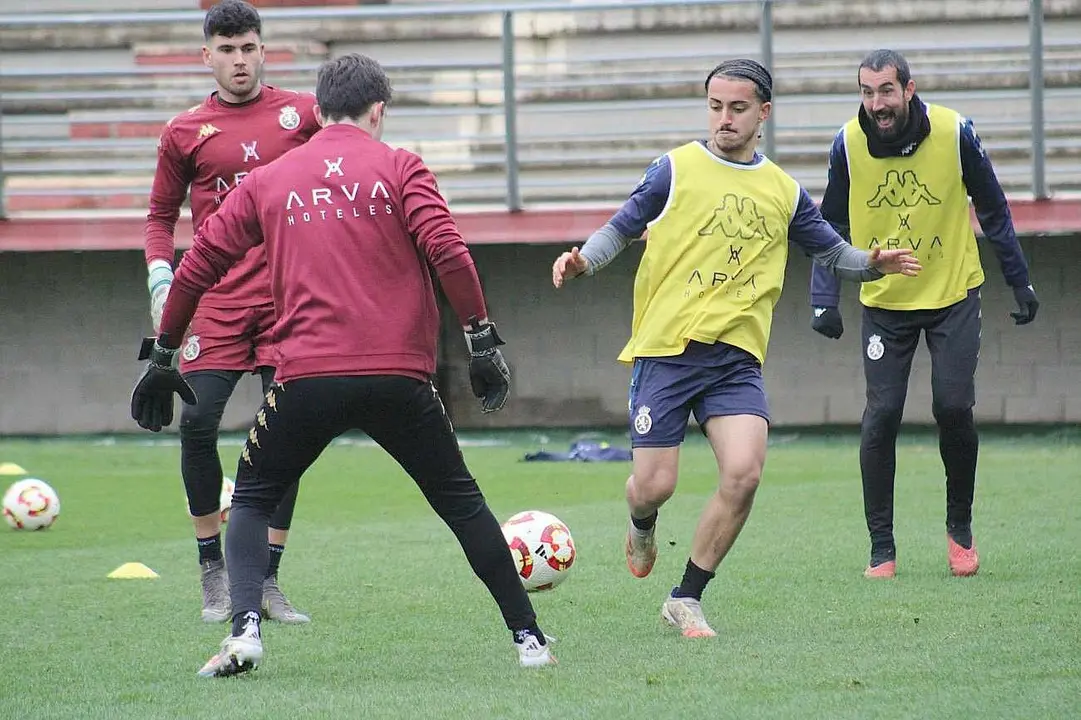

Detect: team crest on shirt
[279, 106, 301, 130]
[866, 334, 885, 361]
[633, 406, 653, 435]
[181, 335, 201, 362]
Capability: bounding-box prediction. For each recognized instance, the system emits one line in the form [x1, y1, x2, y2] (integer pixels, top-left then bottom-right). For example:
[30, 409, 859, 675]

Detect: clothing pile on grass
[523, 439, 632, 463]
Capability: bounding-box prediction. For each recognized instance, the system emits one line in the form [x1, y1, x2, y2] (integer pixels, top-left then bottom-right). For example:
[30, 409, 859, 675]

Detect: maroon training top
[159, 123, 487, 382]
[144, 85, 320, 307]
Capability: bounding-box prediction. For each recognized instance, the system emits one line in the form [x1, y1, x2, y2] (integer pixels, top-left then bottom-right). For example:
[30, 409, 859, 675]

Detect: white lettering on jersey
[214, 172, 250, 204]
[241, 141, 260, 163]
[324, 157, 344, 178]
[283, 182, 394, 223]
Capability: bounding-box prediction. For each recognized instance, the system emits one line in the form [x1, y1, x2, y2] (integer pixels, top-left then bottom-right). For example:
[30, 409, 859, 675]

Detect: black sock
[231, 610, 262, 638]
[266, 543, 285, 579]
[197, 533, 223, 564]
[870, 543, 897, 566]
[513, 625, 546, 645]
[631, 510, 658, 532]
[671, 559, 715, 601]
[947, 525, 973, 549]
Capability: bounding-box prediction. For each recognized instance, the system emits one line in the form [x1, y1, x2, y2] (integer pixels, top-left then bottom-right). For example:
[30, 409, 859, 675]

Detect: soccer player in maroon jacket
[131, 53, 556, 674]
[143, 0, 316, 625]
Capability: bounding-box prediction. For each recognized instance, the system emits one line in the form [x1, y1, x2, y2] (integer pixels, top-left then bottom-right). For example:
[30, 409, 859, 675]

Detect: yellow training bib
[617, 142, 799, 366]
[844, 104, 984, 310]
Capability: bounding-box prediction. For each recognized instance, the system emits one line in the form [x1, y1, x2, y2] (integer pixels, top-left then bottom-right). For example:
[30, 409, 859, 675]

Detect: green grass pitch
[1, 430, 1078, 719]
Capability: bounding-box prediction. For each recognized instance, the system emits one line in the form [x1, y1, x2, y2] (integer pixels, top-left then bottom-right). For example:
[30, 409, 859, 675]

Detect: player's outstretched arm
[552, 223, 636, 289]
[552, 247, 589, 288]
[867, 247, 922, 276]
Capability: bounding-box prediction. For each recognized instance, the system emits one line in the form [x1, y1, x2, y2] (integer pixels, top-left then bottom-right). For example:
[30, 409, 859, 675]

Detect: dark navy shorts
[627, 343, 770, 449]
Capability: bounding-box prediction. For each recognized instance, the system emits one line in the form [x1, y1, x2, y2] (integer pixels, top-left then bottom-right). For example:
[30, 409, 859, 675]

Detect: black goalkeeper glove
[811, 306, 844, 339]
[1010, 284, 1039, 325]
[464, 317, 510, 413]
[130, 336, 198, 432]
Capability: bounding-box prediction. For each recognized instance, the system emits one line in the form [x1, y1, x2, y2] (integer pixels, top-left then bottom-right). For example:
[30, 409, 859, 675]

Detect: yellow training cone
[108, 562, 160, 579]
[0, 462, 28, 475]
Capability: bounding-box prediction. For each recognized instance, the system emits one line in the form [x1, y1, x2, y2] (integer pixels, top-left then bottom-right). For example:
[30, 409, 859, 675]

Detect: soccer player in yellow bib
[808, 50, 1039, 580]
[551, 59, 921, 638]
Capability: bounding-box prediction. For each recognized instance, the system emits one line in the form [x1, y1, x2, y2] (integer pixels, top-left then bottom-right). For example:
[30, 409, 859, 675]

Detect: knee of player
[179, 406, 223, 441]
[864, 402, 905, 432]
[722, 465, 761, 498]
[630, 469, 678, 507]
[427, 476, 486, 523]
[931, 402, 974, 424]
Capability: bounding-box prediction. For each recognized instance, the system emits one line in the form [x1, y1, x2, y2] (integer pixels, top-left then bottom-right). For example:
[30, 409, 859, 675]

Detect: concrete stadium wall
[0, 235, 1076, 436]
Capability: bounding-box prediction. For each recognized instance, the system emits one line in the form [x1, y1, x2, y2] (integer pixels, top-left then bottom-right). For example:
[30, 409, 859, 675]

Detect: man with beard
[552, 59, 921, 638]
[808, 49, 1039, 579]
[144, 0, 318, 623]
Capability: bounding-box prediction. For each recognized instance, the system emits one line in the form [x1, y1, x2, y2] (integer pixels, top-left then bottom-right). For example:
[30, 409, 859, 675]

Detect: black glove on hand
[464, 317, 510, 413]
[811, 307, 844, 339]
[131, 336, 198, 432]
[1010, 284, 1039, 325]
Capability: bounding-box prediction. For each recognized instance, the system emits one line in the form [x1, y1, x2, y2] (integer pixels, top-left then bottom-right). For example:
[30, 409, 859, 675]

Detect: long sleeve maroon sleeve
[159, 172, 265, 344]
[439, 262, 488, 326]
[397, 152, 487, 325]
[144, 125, 191, 266]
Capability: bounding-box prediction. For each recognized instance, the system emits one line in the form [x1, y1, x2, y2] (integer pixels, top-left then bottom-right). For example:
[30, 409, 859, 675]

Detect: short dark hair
[859, 49, 912, 86]
[316, 53, 393, 122]
[203, 0, 262, 40]
[704, 59, 773, 103]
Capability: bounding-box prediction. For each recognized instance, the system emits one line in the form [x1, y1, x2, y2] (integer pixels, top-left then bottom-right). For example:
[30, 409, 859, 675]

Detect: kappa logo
[866, 333, 885, 361]
[196, 123, 220, 139]
[697, 193, 773, 242]
[867, 170, 941, 208]
[633, 406, 653, 435]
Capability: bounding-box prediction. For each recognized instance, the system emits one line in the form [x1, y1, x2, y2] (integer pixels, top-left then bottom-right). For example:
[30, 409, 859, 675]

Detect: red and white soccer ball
[185, 476, 235, 523]
[218, 476, 235, 523]
[501, 510, 576, 592]
[3, 478, 61, 531]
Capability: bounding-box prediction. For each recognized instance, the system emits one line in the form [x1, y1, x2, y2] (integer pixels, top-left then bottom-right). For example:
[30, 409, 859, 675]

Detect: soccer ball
[184, 476, 235, 523]
[3, 478, 61, 530]
[501, 510, 576, 592]
[218, 476, 235, 523]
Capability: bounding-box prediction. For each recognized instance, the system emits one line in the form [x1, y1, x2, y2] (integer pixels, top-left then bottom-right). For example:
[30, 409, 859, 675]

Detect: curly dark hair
[204, 0, 262, 40]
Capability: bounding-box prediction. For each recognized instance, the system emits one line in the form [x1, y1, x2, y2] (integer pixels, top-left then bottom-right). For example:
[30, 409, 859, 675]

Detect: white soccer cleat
[661, 595, 717, 638]
[197, 612, 264, 677]
[514, 630, 557, 668]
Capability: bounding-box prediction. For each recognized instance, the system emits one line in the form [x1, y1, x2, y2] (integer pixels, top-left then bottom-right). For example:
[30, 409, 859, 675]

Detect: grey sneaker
[200, 559, 231, 623]
[661, 594, 717, 638]
[261, 575, 310, 624]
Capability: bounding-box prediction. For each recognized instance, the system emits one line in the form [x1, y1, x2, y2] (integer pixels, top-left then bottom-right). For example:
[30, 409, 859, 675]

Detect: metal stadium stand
[1, 0, 1080, 241]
